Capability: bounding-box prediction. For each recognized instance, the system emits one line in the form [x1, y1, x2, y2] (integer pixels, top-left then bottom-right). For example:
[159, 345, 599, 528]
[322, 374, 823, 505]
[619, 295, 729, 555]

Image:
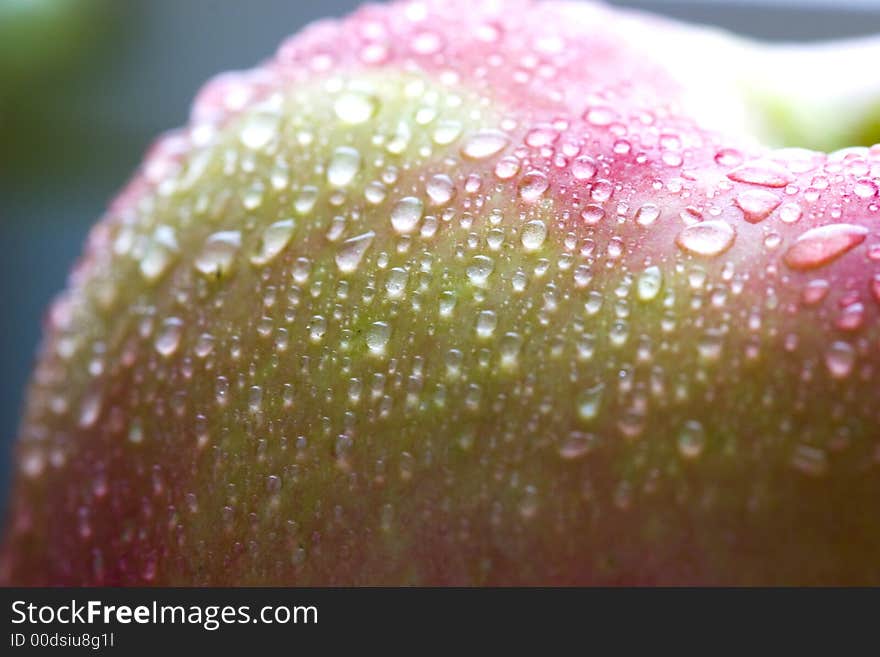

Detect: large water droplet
[335, 231, 375, 273]
[635, 203, 660, 226]
[460, 129, 508, 160]
[426, 174, 455, 205]
[155, 317, 184, 357]
[327, 146, 361, 187]
[675, 220, 735, 257]
[637, 265, 663, 301]
[140, 226, 178, 282]
[466, 255, 495, 286]
[824, 341, 855, 379]
[726, 159, 793, 187]
[251, 218, 295, 266]
[517, 171, 549, 202]
[333, 90, 378, 124]
[195, 231, 242, 277]
[735, 189, 781, 223]
[366, 321, 391, 355]
[520, 219, 547, 251]
[783, 223, 868, 270]
[390, 196, 423, 234]
[558, 431, 597, 460]
[577, 383, 604, 421]
[475, 309, 497, 338]
[239, 112, 279, 150]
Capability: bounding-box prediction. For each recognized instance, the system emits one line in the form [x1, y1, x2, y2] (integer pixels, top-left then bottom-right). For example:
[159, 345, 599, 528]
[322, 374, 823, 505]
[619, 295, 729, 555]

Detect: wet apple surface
[3, 0, 880, 584]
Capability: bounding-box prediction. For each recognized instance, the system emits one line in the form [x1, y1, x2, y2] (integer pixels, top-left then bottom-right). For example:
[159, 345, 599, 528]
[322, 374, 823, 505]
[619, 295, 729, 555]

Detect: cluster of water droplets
[8, 0, 880, 583]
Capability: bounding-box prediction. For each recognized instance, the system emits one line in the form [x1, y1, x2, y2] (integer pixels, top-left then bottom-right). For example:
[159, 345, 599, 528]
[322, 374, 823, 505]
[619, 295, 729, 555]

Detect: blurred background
[1, 0, 880, 519]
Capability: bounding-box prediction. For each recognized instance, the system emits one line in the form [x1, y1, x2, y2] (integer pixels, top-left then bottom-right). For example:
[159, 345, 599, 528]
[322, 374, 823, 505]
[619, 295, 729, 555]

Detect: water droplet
[239, 112, 278, 149]
[580, 204, 604, 225]
[426, 174, 455, 205]
[195, 231, 241, 277]
[390, 196, 423, 234]
[499, 331, 523, 368]
[801, 278, 829, 305]
[294, 186, 319, 215]
[327, 146, 361, 187]
[675, 220, 735, 257]
[366, 321, 391, 355]
[155, 317, 183, 357]
[140, 226, 178, 282]
[824, 341, 855, 379]
[637, 265, 663, 301]
[525, 124, 559, 147]
[461, 129, 508, 160]
[677, 421, 706, 460]
[520, 219, 547, 251]
[871, 273, 880, 304]
[466, 255, 495, 286]
[251, 218, 295, 265]
[571, 155, 597, 180]
[783, 223, 868, 270]
[517, 171, 549, 202]
[336, 231, 375, 273]
[558, 431, 597, 460]
[475, 309, 497, 338]
[384, 267, 408, 298]
[726, 159, 793, 187]
[791, 444, 828, 477]
[735, 189, 780, 223]
[779, 202, 803, 224]
[78, 390, 102, 428]
[854, 179, 878, 199]
[432, 120, 463, 145]
[635, 203, 660, 226]
[577, 383, 604, 421]
[333, 90, 377, 124]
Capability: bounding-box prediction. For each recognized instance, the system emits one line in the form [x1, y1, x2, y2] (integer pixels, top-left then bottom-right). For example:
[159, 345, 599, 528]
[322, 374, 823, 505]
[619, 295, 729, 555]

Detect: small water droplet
[558, 431, 597, 460]
[824, 341, 855, 379]
[677, 421, 706, 460]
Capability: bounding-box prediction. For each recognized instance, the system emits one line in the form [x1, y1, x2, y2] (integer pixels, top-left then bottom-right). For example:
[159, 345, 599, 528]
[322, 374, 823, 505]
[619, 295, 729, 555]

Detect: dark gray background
[2, 0, 880, 520]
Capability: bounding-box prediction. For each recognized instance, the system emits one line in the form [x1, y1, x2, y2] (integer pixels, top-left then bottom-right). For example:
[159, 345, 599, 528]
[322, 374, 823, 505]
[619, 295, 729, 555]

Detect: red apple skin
[3, 0, 880, 585]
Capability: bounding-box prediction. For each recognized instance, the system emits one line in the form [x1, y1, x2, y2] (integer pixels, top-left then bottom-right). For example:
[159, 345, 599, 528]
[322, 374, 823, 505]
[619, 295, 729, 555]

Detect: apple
[3, 0, 880, 585]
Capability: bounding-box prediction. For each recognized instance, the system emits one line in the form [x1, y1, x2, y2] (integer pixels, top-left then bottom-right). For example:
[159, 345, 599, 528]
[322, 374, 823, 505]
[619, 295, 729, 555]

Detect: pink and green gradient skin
[4, 0, 880, 585]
